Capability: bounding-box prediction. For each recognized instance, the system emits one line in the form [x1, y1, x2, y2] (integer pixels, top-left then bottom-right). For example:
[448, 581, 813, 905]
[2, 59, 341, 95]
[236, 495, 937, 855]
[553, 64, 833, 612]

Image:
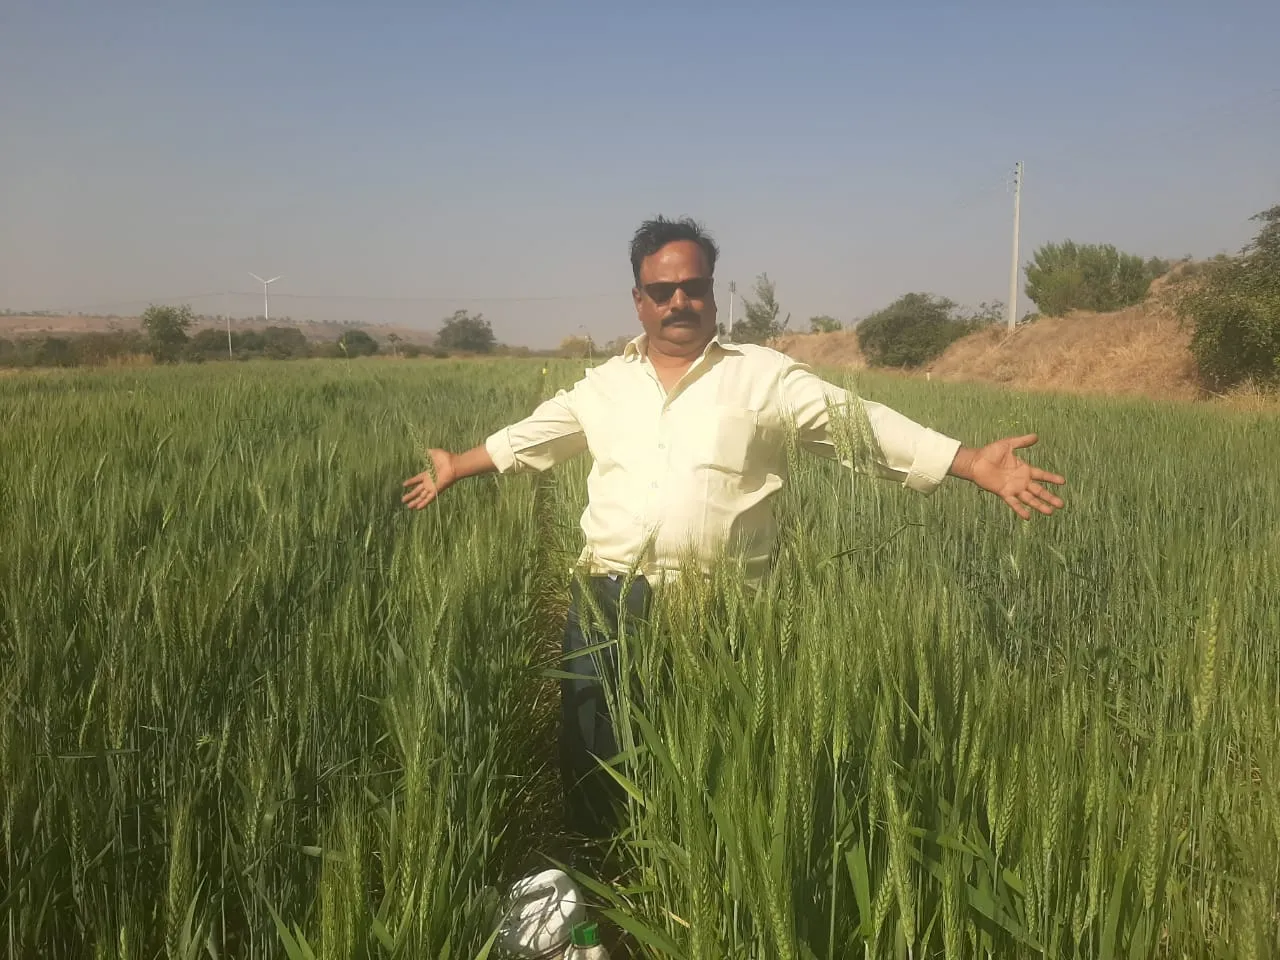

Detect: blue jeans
[560, 573, 651, 837]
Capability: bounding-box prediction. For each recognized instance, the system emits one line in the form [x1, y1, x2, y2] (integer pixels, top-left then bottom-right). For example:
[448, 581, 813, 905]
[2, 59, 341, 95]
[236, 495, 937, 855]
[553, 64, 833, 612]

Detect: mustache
[662, 311, 701, 326]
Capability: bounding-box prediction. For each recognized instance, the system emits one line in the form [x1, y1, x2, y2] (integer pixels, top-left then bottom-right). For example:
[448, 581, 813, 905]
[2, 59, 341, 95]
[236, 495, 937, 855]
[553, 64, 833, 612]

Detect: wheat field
[1, 358, 1276, 958]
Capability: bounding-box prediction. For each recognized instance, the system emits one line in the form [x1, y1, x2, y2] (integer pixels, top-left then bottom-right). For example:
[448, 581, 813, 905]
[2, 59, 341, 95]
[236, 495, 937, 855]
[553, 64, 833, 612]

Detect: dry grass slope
[768, 273, 1252, 404]
[770, 328, 867, 369]
[925, 300, 1199, 401]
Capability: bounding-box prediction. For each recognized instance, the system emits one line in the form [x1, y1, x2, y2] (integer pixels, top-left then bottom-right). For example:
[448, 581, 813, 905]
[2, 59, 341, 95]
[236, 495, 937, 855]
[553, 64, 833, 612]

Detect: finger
[1018, 489, 1055, 515]
[1007, 433, 1038, 449]
[1004, 494, 1032, 520]
[1030, 468, 1066, 485]
[402, 479, 436, 507]
[407, 488, 436, 510]
[1028, 483, 1065, 509]
[401, 480, 428, 502]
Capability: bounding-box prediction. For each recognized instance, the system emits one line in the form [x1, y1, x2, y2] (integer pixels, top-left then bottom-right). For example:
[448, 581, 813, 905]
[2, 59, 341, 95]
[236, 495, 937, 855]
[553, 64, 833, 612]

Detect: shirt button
[657, 442, 666, 450]
[650, 481, 658, 489]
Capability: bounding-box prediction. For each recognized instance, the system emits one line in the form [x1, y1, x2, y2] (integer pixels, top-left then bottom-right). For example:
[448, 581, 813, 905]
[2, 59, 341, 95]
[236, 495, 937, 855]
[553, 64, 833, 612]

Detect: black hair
[629, 216, 719, 285]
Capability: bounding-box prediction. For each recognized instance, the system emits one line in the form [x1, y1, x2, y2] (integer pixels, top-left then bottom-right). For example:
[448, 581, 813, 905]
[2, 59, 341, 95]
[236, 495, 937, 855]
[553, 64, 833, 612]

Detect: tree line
[5, 206, 1276, 389]
[0, 307, 515, 369]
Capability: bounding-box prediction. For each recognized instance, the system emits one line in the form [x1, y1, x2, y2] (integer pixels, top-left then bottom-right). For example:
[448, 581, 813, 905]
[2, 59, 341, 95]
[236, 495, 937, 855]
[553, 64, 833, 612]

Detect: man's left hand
[950, 434, 1066, 520]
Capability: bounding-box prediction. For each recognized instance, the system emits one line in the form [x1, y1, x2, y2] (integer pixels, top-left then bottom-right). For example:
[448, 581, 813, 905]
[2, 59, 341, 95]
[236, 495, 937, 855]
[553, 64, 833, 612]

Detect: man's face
[632, 240, 717, 355]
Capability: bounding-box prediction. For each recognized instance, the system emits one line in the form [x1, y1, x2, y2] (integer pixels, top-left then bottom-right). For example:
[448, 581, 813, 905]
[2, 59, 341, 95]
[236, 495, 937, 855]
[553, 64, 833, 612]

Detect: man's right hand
[402, 448, 458, 509]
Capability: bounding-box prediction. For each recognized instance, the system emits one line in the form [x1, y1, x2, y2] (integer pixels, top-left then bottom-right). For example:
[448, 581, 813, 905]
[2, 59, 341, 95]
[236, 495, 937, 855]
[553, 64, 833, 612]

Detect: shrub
[35, 337, 76, 368]
[337, 329, 379, 358]
[261, 326, 309, 360]
[1177, 205, 1280, 389]
[855, 293, 978, 368]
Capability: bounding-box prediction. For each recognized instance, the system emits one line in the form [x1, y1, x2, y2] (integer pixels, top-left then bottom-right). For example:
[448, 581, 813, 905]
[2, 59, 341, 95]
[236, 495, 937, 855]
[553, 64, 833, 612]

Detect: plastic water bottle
[496, 868, 586, 958]
[564, 921, 609, 959]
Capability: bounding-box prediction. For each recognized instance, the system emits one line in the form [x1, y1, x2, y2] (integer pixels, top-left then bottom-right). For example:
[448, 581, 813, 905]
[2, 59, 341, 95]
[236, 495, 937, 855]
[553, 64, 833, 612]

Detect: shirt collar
[622, 331, 742, 362]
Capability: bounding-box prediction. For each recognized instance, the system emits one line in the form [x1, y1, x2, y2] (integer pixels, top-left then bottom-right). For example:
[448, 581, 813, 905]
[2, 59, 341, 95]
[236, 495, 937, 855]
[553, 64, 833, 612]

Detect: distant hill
[0, 313, 438, 347]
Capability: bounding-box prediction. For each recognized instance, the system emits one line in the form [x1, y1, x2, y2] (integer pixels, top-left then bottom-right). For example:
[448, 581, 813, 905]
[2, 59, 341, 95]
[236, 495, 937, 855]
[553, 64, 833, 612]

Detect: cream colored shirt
[484, 333, 962, 584]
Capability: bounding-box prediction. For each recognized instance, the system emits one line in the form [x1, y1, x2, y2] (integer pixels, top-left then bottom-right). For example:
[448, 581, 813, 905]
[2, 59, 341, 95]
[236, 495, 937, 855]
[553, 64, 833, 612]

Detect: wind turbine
[249, 272, 282, 322]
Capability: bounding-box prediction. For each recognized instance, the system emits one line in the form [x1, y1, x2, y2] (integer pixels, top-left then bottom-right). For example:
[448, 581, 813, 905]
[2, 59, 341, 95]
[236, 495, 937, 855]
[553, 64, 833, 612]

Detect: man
[403, 216, 1066, 835]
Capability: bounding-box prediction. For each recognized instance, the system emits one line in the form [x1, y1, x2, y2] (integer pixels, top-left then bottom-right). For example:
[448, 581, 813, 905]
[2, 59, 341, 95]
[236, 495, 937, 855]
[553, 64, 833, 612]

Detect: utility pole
[249, 273, 281, 323]
[727, 280, 736, 337]
[224, 292, 233, 360]
[1007, 161, 1023, 332]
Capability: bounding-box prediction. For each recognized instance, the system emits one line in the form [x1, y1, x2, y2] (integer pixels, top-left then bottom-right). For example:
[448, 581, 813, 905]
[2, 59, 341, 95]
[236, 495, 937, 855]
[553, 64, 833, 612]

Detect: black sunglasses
[642, 277, 713, 304]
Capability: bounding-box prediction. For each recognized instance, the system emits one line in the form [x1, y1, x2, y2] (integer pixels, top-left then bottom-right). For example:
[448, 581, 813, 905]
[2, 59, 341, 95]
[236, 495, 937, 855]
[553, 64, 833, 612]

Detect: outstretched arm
[402, 379, 589, 510]
[778, 361, 1065, 519]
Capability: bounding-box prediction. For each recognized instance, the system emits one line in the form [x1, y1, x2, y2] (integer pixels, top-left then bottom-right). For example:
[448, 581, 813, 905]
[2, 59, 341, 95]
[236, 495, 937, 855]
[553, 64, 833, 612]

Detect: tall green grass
[555, 375, 1280, 958]
[0, 361, 564, 957]
[1, 359, 1277, 958]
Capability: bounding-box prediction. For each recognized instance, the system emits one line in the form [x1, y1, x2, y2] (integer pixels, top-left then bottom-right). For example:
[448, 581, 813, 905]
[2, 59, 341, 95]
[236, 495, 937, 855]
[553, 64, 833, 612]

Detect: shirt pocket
[684, 405, 759, 474]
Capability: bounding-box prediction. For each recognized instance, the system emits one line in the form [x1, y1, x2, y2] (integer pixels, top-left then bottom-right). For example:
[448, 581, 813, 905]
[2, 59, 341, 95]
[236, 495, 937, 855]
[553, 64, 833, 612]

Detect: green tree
[236, 330, 266, 355]
[437, 310, 496, 353]
[809, 315, 842, 334]
[189, 328, 230, 359]
[337, 329, 379, 358]
[262, 326, 309, 360]
[140, 304, 195, 363]
[728, 273, 790, 344]
[1177, 205, 1280, 389]
[188, 330, 229, 360]
[1024, 241, 1168, 317]
[963, 300, 1006, 325]
[35, 337, 76, 368]
[855, 293, 977, 368]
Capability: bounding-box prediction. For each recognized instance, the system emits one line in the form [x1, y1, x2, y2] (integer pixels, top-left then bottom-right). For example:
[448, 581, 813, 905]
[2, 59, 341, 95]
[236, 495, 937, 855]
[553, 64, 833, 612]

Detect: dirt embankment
[772, 282, 1224, 404]
[924, 300, 1200, 401]
[772, 329, 868, 370]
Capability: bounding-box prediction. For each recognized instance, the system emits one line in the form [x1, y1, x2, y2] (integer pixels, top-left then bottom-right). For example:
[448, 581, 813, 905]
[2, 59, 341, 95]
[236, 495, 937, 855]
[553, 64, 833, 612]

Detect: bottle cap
[571, 921, 600, 947]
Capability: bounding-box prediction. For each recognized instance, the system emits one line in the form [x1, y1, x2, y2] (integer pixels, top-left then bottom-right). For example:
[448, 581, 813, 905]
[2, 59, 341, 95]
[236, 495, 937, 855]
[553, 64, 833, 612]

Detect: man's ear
[631, 287, 643, 311]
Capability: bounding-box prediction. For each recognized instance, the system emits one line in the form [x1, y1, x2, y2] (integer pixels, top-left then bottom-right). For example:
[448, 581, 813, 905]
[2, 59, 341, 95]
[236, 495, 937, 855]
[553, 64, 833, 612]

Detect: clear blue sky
[2, 1, 1277, 348]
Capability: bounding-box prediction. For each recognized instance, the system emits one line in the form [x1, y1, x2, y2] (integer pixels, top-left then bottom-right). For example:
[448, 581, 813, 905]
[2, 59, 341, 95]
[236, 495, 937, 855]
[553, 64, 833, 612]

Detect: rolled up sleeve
[484, 385, 589, 474]
[778, 361, 961, 494]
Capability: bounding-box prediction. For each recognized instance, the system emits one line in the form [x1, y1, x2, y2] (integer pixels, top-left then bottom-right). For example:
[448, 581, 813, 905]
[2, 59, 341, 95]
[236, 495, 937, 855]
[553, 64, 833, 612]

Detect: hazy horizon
[2, 1, 1277, 349]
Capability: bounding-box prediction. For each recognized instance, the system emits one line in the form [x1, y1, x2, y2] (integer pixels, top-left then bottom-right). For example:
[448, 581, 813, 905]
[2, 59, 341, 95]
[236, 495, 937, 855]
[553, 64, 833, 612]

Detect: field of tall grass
[1, 357, 1276, 958]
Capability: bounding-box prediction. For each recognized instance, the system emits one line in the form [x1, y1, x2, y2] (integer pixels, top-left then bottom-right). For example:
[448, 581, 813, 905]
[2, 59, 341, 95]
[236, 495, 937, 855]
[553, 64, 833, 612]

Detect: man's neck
[646, 333, 712, 367]
[644, 336, 712, 391]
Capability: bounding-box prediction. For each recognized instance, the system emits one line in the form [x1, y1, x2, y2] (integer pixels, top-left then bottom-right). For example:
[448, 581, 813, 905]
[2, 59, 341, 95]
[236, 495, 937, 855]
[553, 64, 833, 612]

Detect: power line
[30, 292, 234, 315]
[266, 291, 618, 304]
[29, 288, 623, 316]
